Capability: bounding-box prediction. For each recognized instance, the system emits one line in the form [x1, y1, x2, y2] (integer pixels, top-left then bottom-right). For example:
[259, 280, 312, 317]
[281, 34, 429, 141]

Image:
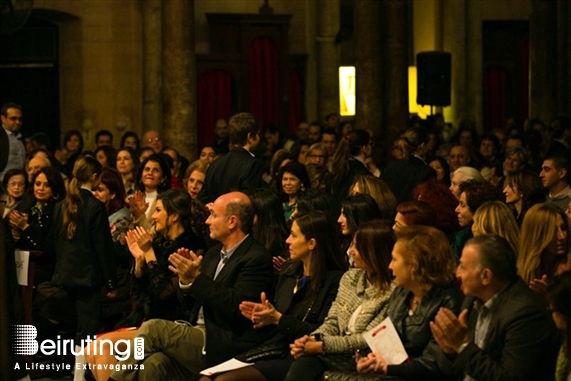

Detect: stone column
[142, 0, 162, 133]
[442, 0, 466, 129]
[466, 0, 483, 132]
[354, 0, 383, 134]
[382, 0, 409, 145]
[557, 0, 570, 114]
[316, 0, 340, 120]
[162, 0, 197, 159]
[529, 0, 557, 121]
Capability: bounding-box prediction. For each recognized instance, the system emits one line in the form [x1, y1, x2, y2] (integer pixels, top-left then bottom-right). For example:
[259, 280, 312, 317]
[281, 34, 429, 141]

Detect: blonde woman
[518, 203, 571, 297]
[351, 174, 397, 220]
[472, 201, 520, 255]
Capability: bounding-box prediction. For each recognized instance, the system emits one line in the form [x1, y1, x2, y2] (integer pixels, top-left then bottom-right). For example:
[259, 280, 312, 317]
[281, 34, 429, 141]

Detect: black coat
[437, 278, 560, 381]
[382, 156, 435, 204]
[198, 147, 265, 204]
[50, 189, 117, 291]
[180, 234, 274, 366]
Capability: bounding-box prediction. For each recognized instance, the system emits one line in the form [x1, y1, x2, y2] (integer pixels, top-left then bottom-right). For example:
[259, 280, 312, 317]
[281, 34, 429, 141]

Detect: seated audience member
[162, 146, 184, 187]
[429, 156, 451, 186]
[293, 189, 332, 220]
[25, 154, 51, 184]
[305, 142, 328, 167]
[199, 145, 217, 164]
[447, 145, 471, 173]
[449, 166, 484, 199]
[547, 271, 571, 381]
[471, 201, 519, 255]
[518, 203, 571, 297]
[199, 113, 265, 204]
[248, 188, 290, 271]
[382, 127, 435, 204]
[1, 168, 27, 218]
[291, 139, 310, 165]
[500, 146, 529, 191]
[503, 169, 545, 224]
[413, 180, 460, 237]
[115, 147, 139, 196]
[338, 194, 383, 263]
[183, 159, 209, 200]
[95, 129, 113, 147]
[453, 180, 503, 260]
[138, 146, 154, 163]
[284, 220, 395, 381]
[120, 131, 140, 153]
[479, 133, 502, 169]
[277, 161, 310, 220]
[540, 155, 571, 211]
[200, 211, 347, 381]
[321, 127, 338, 156]
[307, 121, 323, 145]
[128, 154, 171, 229]
[9, 167, 66, 284]
[351, 174, 397, 220]
[94, 145, 117, 168]
[267, 149, 294, 187]
[54, 129, 84, 175]
[431, 235, 560, 381]
[393, 200, 436, 232]
[110, 192, 274, 379]
[354, 226, 462, 380]
[141, 130, 163, 154]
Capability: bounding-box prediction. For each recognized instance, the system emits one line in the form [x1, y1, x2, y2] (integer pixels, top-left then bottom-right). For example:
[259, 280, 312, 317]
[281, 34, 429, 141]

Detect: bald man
[142, 130, 164, 154]
[111, 192, 273, 380]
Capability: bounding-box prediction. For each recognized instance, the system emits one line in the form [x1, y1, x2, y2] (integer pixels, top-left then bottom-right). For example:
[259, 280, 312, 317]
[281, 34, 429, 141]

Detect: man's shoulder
[494, 279, 548, 318]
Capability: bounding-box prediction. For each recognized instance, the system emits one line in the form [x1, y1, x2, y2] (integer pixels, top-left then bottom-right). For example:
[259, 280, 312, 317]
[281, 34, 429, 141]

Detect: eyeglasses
[146, 137, 161, 143]
[8, 181, 25, 187]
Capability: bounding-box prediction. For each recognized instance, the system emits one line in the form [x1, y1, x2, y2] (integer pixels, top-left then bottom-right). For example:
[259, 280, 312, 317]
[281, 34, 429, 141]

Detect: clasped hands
[429, 307, 469, 355]
[168, 248, 202, 285]
[289, 335, 323, 359]
[356, 351, 388, 375]
[239, 292, 282, 329]
[9, 210, 29, 232]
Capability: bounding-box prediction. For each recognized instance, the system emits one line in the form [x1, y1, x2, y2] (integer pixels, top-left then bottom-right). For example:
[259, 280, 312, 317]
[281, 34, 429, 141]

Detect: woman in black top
[200, 211, 348, 381]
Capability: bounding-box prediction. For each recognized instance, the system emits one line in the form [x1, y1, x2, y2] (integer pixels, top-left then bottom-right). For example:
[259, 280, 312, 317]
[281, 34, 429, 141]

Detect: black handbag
[244, 341, 289, 362]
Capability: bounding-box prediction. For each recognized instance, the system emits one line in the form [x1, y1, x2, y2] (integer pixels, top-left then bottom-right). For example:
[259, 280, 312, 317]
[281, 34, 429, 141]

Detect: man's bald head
[27, 156, 51, 182]
[220, 192, 254, 234]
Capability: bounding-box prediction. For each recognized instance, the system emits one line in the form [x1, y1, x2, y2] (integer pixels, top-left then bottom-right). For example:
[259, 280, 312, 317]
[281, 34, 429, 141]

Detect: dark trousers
[65, 287, 101, 343]
[284, 356, 327, 381]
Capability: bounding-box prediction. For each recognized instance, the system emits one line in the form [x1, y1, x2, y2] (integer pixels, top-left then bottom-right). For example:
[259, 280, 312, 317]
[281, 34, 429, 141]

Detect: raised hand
[127, 190, 149, 219]
[272, 256, 287, 273]
[168, 247, 202, 285]
[529, 274, 548, 297]
[125, 229, 145, 261]
[9, 210, 28, 232]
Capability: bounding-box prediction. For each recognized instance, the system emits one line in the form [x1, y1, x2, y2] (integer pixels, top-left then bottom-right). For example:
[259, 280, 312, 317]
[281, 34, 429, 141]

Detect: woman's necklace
[408, 296, 421, 316]
[293, 274, 310, 294]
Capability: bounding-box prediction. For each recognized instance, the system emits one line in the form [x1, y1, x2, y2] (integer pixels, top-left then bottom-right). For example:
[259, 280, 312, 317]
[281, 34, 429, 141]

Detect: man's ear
[559, 168, 568, 181]
[481, 268, 493, 286]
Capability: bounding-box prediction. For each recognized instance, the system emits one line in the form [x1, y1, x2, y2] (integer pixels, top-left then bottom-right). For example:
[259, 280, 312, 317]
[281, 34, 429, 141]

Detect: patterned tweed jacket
[312, 268, 395, 354]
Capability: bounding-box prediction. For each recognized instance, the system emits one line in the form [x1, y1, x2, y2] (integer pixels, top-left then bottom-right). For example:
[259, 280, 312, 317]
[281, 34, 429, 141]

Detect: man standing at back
[431, 234, 559, 381]
[199, 112, 264, 204]
[0, 103, 25, 181]
[111, 191, 273, 380]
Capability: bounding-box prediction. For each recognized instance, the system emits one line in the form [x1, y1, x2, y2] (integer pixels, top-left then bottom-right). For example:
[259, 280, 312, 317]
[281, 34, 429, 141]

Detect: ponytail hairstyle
[62, 156, 103, 240]
[396, 126, 429, 159]
[330, 129, 370, 189]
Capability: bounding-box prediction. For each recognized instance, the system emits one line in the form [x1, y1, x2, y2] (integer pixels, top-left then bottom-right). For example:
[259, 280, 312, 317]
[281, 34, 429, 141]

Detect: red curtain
[483, 67, 507, 132]
[520, 40, 529, 122]
[288, 69, 302, 136]
[248, 38, 279, 126]
[197, 71, 233, 152]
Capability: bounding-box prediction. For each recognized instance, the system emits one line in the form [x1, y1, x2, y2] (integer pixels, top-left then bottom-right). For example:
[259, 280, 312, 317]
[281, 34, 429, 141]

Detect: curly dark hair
[459, 179, 503, 213]
[157, 189, 208, 239]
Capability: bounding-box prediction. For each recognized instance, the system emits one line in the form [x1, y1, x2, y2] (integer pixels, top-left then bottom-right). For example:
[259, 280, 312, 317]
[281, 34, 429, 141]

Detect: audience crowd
[2, 102, 571, 381]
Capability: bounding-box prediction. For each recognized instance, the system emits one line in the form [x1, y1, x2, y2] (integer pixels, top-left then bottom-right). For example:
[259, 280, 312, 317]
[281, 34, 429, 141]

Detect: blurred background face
[282, 172, 302, 196]
[116, 150, 135, 175]
[123, 136, 138, 150]
[200, 147, 216, 164]
[187, 170, 205, 199]
[96, 150, 108, 166]
[65, 134, 81, 152]
[429, 160, 445, 181]
[93, 182, 114, 207]
[306, 149, 325, 165]
[6, 174, 26, 199]
[455, 192, 473, 227]
[33, 173, 53, 202]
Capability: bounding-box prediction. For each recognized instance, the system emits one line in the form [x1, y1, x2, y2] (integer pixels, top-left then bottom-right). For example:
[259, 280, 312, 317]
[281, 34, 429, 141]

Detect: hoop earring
[52, 193, 60, 200]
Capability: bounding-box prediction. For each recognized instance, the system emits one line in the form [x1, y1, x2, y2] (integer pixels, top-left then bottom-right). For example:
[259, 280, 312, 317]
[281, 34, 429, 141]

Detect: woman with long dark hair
[115, 147, 139, 196]
[199, 211, 347, 381]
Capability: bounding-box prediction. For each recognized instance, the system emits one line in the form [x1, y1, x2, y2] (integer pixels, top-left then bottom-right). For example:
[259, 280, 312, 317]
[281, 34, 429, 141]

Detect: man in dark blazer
[198, 112, 265, 204]
[111, 192, 273, 380]
[430, 235, 559, 381]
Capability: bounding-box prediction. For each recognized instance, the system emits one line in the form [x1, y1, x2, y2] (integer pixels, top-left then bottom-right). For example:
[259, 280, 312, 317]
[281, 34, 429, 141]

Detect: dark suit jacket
[437, 278, 560, 381]
[382, 156, 435, 204]
[50, 189, 116, 290]
[274, 263, 344, 341]
[198, 147, 265, 204]
[181, 234, 274, 366]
